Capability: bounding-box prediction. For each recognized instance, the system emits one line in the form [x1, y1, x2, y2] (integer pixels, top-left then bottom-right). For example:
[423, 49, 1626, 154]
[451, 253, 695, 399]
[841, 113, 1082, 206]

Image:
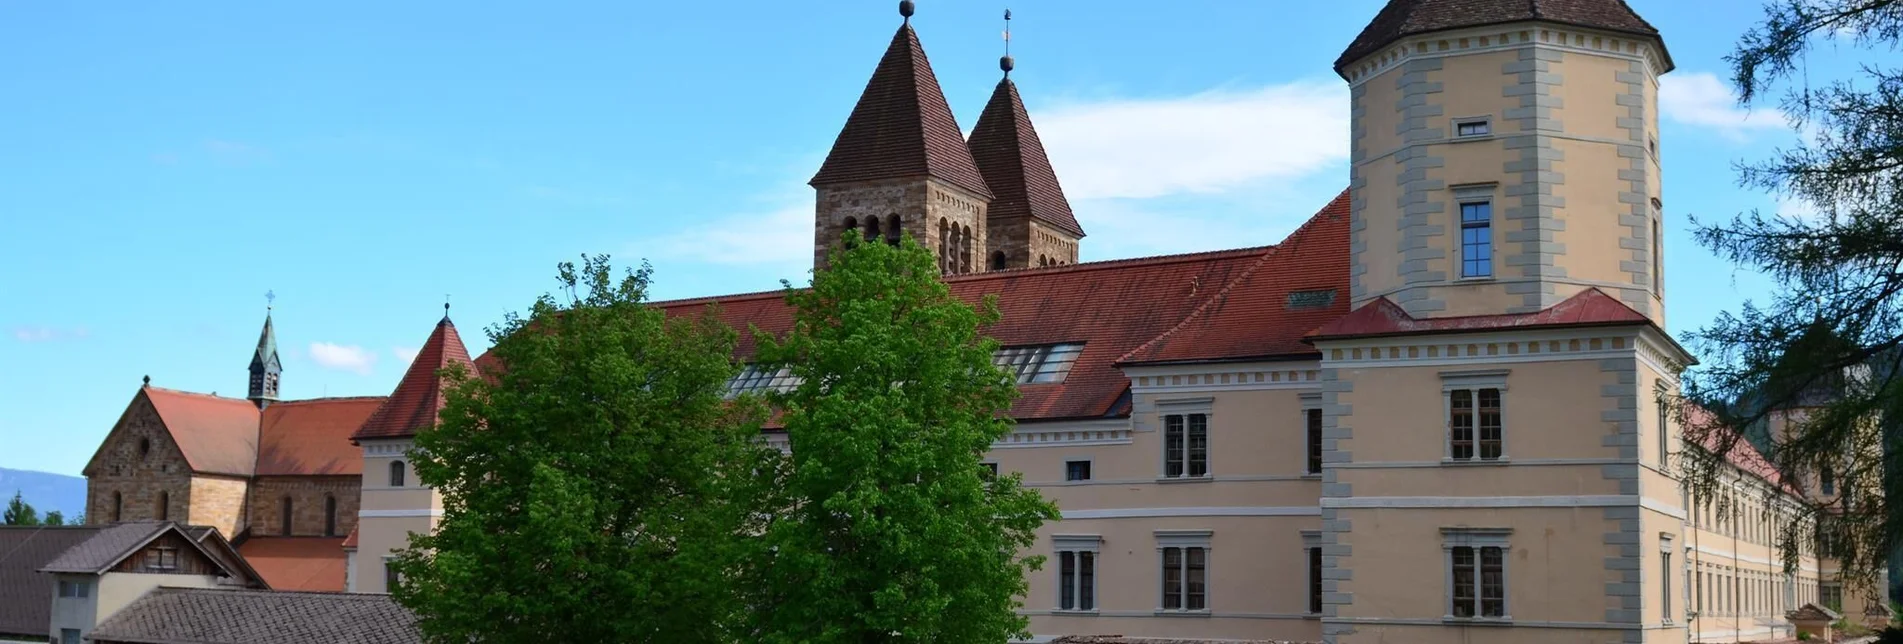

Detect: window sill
[1441, 458, 1509, 467]
[1449, 134, 1497, 144]
[1153, 610, 1213, 618]
[1304, 613, 1322, 620]
[1301, 472, 1323, 479]
[1442, 616, 1513, 626]
[1156, 476, 1214, 484]
[1455, 276, 1496, 283]
[1050, 609, 1099, 616]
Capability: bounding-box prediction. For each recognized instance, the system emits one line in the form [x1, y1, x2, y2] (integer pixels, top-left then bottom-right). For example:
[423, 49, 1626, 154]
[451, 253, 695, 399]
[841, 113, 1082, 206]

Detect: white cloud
[1660, 72, 1788, 141]
[309, 342, 376, 375]
[393, 346, 419, 364]
[643, 198, 814, 268]
[1035, 81, 1349, 200]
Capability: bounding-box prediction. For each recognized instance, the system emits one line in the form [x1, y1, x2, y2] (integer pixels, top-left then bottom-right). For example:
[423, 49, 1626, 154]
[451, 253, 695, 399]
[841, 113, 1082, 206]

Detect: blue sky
[0, 1, 1860, 476]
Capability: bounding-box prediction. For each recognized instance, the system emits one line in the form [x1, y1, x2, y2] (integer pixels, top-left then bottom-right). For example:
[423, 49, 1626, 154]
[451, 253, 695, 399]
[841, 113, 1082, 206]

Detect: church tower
[811, 1, 994, 275]
[967, 15, 1086, 270]
[1336, 0, 1671, 323]
[247, 309, 281, 409]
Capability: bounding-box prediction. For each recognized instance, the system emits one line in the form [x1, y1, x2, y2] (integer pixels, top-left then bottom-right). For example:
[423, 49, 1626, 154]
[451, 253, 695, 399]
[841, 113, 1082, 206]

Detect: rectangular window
[1652, 218, 1664, 292]
[1445, 529, 1509, 620]
[725, 363, 802, 398]
[1305, 408, 1323, 475]
[62, 629, 80, 644]
[146, 547, 178, 572]
[1662, 550, 1674, 622]
[1822, 582, 1842, 610]
[993, 343, 1086, 384]
[1162, 413, 1209, 478]
[1460, 202, 1493, 278]
[1065, 460, 1091, 482]
[1449, 388, 1503, 461]
[385, 558, 401, 593]
[1057, 550, 1097, 610]
[1160, 546, 1209, 611]
[1455, 119, 1491, 137]
[57, 580, 90, 598]
[1657, 391, 1670, 468]
[1821, 464, 1836, 495]
[981, 462, 999, 480]
[1308, 544, 1324, 614]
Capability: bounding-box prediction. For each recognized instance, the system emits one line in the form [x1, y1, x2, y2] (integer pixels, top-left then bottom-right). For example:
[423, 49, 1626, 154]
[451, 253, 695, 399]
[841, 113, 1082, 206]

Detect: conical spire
[351, 316, 478, 441]
[247, 311, 281, 407]
[968, 77, 1084, 238]
[809, 15, 991, 199]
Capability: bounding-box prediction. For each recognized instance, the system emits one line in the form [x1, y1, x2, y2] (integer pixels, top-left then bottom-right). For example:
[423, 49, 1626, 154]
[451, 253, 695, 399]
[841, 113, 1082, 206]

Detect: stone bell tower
[1336, 0, 1673, 324]
[810, 0, 993, 275]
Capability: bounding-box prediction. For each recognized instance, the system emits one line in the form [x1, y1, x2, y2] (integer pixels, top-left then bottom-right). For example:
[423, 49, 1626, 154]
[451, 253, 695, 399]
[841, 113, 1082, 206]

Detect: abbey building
[81, 1, 1885, 642]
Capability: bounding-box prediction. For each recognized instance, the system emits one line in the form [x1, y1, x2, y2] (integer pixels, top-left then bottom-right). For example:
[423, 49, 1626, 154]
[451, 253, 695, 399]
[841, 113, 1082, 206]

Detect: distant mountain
[0, 468, 86, 522]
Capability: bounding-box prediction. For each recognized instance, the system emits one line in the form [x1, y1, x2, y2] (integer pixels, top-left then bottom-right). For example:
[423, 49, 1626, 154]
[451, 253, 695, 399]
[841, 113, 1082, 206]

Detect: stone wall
[84, 393, 235, 532]
[813, 177, 990, 275]
[188, 476, 250, 538]
[248, 476, 361, 537]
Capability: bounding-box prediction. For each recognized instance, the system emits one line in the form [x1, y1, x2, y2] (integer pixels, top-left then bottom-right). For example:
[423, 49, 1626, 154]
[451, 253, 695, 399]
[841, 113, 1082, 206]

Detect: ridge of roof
[271, 396, 388, 405]
[1334, 0, 1666, 76]
[809, 22, 992, 198]
[351, 317, 478, 442]
[968, 77, 1084, 238]
[1308, 287, 1653, 341]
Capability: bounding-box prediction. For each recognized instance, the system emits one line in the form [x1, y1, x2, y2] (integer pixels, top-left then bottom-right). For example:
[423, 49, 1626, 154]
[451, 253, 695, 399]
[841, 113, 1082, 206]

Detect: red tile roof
[236, 537, 348, 592]
[808, 22, 992, 199]
[144, 387, 261, 477]
[1119, 192, 1351, 365]
[1682, 405, 1793, 492]
[1308, 287, 1652, 341]
[352, 318, 477, 441]
[258, 397, 384, 476]
[341, 526, 358, 549]
[1334, 0, 1665, 75]
[968, 78, 1084, 238]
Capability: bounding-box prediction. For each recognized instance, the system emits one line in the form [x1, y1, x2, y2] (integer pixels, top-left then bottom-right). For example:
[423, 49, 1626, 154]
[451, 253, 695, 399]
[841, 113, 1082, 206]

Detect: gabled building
[0, 522, 263, 644]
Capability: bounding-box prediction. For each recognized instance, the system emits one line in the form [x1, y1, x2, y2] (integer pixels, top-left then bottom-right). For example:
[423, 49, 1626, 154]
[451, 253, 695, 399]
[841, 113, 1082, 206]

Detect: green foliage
[1798, 630, 1816, 641]
[390, 256, 780, 644]
[1683, 0, 1903, 586]
[42, 511, 63, 526]
[3, 491, 39, 526]
[743, 233, 1060, 644]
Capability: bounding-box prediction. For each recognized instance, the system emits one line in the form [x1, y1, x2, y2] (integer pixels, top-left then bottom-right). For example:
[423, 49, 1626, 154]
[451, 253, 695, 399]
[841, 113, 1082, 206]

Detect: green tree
[42, 511, 63, 526]
[3, 492, 39, 526]
[1685, 0, 1903, 586]
[745, 234, 1059, 643]
[390, 256, 780, 644]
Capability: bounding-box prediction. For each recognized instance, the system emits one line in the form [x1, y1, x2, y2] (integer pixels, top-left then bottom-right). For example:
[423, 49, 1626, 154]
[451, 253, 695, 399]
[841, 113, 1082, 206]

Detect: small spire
[143, 375, 150, 386]
[899, 0, 914, 22]
[265, 289, 275, 312]
[1000, 8, 1014, 76]
[443, 295, 452, 321]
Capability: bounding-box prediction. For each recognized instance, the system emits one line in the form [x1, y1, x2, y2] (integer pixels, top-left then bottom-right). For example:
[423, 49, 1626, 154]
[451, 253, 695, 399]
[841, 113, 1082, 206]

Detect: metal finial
[143, 375, 151, 386]
[444, 295, 452, 320]
[899, 0, 914, 20]
[265, 289, 276, 312]
[1000, 8, 1014, 76]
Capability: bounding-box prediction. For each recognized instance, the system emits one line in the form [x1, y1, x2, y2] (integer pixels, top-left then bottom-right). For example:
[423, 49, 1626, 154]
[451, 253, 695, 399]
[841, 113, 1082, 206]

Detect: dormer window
[993, 343, 1084, 384]
[726, 364, 802, 398]
[1455, 118, 1491, 137]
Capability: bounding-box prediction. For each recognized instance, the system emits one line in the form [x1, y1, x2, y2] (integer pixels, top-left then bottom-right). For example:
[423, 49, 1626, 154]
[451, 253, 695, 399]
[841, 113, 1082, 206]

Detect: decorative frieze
[1344, 23, 1664, 87]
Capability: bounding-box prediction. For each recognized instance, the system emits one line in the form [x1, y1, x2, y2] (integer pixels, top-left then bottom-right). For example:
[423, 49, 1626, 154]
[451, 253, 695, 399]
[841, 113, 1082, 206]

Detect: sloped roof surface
[258, 397, 383, 475]
[1335, 0, 1660, 73]
[38, 521, 171, 574]
[236, 537, 348, 592]
[968, 77, 1084, 238]
[1309, 287, 1651, 341]
[1120, 191, 1351, 365]
[0, 526, 100, 637]
[809, 22, 991, 198]
[87, 587, 419, 644]
[144, 387, 261, 477]
[353, 318, 478, 441]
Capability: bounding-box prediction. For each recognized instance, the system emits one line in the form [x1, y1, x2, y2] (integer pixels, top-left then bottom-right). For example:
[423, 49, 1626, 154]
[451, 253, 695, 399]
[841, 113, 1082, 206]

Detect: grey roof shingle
[38, 521, 171, 574]
[1334, 0, 1665, 75]
[87, 587, 420, 644]
[0, 525, 103, 637]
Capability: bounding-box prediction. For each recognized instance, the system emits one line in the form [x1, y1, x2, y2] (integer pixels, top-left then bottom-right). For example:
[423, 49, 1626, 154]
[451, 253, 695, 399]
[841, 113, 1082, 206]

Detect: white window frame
[1053, 535, 1102, 613]
[1442, 528, 1511, 622]
[1442, 370, 1508, 463]
[1301, 393, 1323, 477]
[1064, 458, 1093, 482]
[1453, 184, 1497, 280]
[1303, 530, 1323, 616]
[1660, 534, 1675, 625]
[1156, 530, 1213, 613]
[1156, 398, 1213, 480]
[57, 578, 90, 599]
[1452, 116, 1492, 138]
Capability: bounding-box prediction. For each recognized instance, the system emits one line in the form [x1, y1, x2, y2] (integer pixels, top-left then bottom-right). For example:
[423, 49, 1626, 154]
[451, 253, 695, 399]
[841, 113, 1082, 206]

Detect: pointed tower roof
[1335, 0, 1667, 75]
[249, 313, 279, 372]
[809, 19, 992, 199]
[968, 77, 1084, 238]
[351, 315, 478, 442]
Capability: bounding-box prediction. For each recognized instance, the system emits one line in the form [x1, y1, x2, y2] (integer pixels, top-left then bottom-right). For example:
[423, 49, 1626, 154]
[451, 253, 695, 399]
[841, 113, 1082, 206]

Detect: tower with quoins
[79, 2, 1885, 643]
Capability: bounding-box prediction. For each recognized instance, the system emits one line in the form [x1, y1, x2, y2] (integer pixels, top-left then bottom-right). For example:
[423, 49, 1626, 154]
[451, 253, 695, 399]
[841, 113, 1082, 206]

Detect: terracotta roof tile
[258, 397, 384, 476]
[144, 387, 261, 477]
[236, 537, 349, 592]
[1119, 191, 1351, 365]
[809, 22, 991, 198]
[1309, 287, 1651, 341]
[341, 526, 359, 549]
[968, 78, 1084, 238]
[0, 526, 101, 637]
[1683, 404, 1789, 490]
[352, 318, 478, 441]
[1335, 0, 1664, 75]
[88, 587, 418, 644]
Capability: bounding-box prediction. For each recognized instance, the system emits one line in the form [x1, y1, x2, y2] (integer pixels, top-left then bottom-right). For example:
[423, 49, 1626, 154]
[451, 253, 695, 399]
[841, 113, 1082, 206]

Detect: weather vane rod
[1001, 8, 1015, 77]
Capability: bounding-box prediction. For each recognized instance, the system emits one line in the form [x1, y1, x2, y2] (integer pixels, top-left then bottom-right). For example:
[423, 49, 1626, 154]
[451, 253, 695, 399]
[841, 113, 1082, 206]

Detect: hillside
[0, 467, 86, 521]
